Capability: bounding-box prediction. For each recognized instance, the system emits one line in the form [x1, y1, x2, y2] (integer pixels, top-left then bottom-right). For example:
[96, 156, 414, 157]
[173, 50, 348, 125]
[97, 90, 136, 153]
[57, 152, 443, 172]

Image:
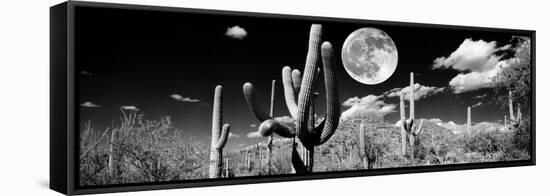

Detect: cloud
[384, 83, 445, 101]
[472, 102, 483, 108]
[249, 124, 257, 128]
[121, 105, 139, 111]
[225, 25, 247, 39]
[340, 95, 396, 121]
[246, 131, 262, 138]
[170, 94, 201, 103]
[447, 61, 509, 93]
[237, 143, 247, 147]
[429, 118, 442, 124]
[396, 118, 442, 127]
[80, 101, 101, 108]
[229, 132, 240, 139]
[473, 94, 487, 99]
[80, 71, 93, 75]
[394, 120, 402, 127]
[432, 39, 505, 71]
[432, 38, 513, 93]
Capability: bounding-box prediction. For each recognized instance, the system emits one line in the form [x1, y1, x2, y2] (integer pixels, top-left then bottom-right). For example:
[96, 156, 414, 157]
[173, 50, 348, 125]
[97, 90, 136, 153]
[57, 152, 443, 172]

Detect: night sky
[75, 6, 531, 149]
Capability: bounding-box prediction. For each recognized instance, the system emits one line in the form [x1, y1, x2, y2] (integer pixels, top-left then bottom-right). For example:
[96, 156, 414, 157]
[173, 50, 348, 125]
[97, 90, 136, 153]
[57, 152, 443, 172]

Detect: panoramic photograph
[75, 6, 533, 186]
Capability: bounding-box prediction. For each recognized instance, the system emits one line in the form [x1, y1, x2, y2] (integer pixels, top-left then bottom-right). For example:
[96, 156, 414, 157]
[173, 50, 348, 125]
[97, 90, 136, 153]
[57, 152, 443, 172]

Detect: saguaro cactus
[108, 128, 118, 178]
[358, 122, 377, 169]
[358, 123, 368, 169]
[516, 104, 522, 122]
[467, 106, 471, 134]
[258, 146, 263, 171]
[224, 157, 230, 178]
[504, 115, 508, 126]
[407, 119, 424, 161]
[508, 91, 523, 125]
[267, 80, 275, 175]
[209, 85, 231, 178]
[399, 72, 424, 161]
[242, 24, 340, 173]
[508, 91, 515, 121]
[247, 152, 251, 171]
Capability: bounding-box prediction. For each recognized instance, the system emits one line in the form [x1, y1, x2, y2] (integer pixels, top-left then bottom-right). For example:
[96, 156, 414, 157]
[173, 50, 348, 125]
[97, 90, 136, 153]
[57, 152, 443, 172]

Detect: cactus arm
[258, 119, 296, 138]
[406, 119, 414, 132]
[414, 119, 424, 135]
[312, 42, 340, 146]
[292, 69, 302, 94]
[296, 24, 322, 142]
[270, 80, 276, 117]
[282, 66, 299, 119]
[215, 124, 230, 149]
[243, 82, 272, 122]
[516, 103, 521, 122]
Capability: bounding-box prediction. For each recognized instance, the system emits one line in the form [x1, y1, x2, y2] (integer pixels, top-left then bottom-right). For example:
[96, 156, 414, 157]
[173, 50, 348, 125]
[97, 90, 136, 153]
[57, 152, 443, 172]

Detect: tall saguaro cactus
[467, 106, 471, 135]
[409, 72, 415, 120]
[108, 128, 118, 178]
[509, 91, 515, 122]
[209, 85, 231, 178]
[224, 157, 230, 178]
[242, 24, 340, 173]
[358, 123, 369, 169]
[516, 104, 522, 122]
[504, 115, 508, 126]
[266, 80, 275, 175]
[399, 72, 424, 161]
[507, 91, 523, 125]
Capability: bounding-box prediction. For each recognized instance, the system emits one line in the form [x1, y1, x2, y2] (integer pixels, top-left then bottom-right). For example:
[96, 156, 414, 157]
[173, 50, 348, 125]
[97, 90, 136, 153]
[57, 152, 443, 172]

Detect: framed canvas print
[50, 1, 535, 195]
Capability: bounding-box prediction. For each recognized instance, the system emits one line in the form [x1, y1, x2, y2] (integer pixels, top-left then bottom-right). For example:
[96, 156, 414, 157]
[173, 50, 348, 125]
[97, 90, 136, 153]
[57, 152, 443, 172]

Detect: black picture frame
[50, 1, 536, 195]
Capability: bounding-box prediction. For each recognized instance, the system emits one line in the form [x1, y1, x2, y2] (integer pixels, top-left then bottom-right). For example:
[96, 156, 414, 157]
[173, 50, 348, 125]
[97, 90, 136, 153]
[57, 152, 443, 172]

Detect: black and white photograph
[74, 4, 534, 187]
[2, 0, 549, 195]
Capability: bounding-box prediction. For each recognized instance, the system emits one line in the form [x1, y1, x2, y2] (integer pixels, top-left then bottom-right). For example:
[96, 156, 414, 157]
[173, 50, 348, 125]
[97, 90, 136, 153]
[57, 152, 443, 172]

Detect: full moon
[341, 28, 398, 85]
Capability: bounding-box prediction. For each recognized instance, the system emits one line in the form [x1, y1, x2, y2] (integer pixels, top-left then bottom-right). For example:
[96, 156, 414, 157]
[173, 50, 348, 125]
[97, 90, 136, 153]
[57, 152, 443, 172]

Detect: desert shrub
[79, 111, 208, 186]
[79, 121, 111, 186]
[512, 117, 531, 153]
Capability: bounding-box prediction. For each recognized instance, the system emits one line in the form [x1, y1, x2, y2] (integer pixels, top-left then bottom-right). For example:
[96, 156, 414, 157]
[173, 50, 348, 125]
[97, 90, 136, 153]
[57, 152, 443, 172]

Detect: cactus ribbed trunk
[247, 152, 251, 171]
[359, 123, 368, 169]
[517, 104, 522, 122]
[209, 149, 222, 178]
[294, 140, 314, 173]
[245, 151, 251, 171]
[467, 106, 471, 135]
[244, 151, 247, 164]
[209, 86, 230, 178]
[399, 93, 407, 157]
[410, 72, 415, 120]
[504, 115, 507, 126]
[267, 80, 275, 175]
[108, 128, 117, 178]
[224, 157, 229, 178]
[509, 91, 515, 121]
[409, 133, 416, 161]
[259, 147, 263, 170]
